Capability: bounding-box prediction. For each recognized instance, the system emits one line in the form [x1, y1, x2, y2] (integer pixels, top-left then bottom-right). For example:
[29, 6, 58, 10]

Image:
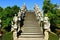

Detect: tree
[43, 0, 50, 13]
[0, 7, 3, 12]
[0, 6, 20, 32]
[43, 0, 57, 13]
[12, 5, 20, 14]
[55, 8, 60, 28]
[43, 0, 59, 32]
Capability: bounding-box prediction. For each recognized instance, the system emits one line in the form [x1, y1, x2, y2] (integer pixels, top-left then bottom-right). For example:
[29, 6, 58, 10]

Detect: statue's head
[15, 14, 17, 16]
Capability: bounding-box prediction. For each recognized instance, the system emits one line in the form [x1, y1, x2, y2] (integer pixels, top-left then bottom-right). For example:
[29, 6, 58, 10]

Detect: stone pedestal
[44, 30, 49, 40]
[18, 21, 20, 32]
[13, 30, 17, 40]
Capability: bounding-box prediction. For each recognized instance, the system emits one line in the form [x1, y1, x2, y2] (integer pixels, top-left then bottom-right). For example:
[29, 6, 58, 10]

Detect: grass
[2, 32, 13, 40]
[49, 32, 59, 40]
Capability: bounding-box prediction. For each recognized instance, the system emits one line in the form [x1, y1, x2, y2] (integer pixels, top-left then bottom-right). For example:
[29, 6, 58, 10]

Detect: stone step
[21, 33, 43, 35]
[18, 38, 44, 40]
[18, 12, 43, 40]
[21, 28, 42, 33]
[23, 23, 39, 25]
[21, 27, 41, 28]
[19, 34, 43, 38]
[23, 25, 40, 27]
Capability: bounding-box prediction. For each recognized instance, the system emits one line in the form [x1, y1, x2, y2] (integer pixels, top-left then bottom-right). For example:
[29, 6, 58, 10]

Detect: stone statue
[13, 14, 18, 24]
[44, 14, 50, 40]
[11, 21, 17, 31]
[37, 11, 41, 21]
[44, 14, 50, 31]
[17, 10, 21, 31]
[11, 21, 17, 40]
[18, 10, 21, 21]
[12, 23, 17, 40]
[40, 10, 43, 21]
[11, 14, 18, 40]
[21, 3, 27, 19]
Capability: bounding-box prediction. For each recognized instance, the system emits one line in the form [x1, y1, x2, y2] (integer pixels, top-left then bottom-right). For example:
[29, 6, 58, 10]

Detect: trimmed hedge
[49, 32, 59, 40]
[2, 32, 13, 40]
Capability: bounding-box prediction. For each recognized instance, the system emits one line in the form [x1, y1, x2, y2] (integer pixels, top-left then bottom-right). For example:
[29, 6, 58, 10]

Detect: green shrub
[2, 32, 13, 40]
[49, 32, 59, 40]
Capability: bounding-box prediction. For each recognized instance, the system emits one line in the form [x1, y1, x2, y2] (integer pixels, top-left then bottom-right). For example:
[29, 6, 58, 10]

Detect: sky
[0, 0, 60, 10]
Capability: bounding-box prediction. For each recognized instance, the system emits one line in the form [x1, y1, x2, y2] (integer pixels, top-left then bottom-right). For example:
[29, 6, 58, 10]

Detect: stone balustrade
[11, 3, 27, 40]
[34, 4, 43, 24]
[34, 4, 51, 40]
[11, 3, 51, 40]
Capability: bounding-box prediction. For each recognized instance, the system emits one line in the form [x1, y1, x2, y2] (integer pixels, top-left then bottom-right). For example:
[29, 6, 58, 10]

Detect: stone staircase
[18, 12, 44, 40]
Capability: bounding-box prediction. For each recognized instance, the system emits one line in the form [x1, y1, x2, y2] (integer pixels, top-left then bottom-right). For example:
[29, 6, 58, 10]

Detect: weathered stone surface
[18, 12, 43, 40]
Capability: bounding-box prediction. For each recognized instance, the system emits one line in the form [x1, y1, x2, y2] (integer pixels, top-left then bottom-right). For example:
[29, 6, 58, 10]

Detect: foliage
[0, 5, 20, 32]
[2, 32, 13, 40]
[12, 5, 20, 14]
[0, 7, 3, 12]
[49, 32, 59, 40]
[43, 0, 60, 33]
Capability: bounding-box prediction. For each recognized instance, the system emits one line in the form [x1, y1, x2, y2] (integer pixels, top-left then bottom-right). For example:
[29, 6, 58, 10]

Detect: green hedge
[2, 32, 13, 40]
[49, 32, 59, 40]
